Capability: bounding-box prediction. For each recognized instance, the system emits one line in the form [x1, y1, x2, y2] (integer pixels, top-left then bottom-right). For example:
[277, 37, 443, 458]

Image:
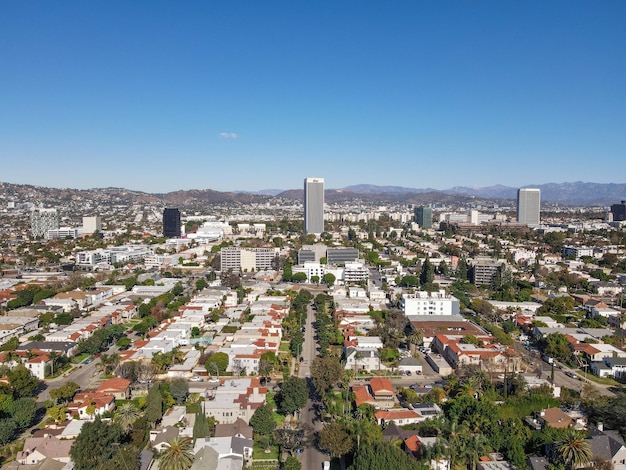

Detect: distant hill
[333, 182, 626, 206]
[1, 181, 624, 207]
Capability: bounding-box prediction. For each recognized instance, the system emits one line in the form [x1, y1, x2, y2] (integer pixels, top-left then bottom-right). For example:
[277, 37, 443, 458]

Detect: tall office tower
[163, 208, 182, 238]
[31, 208, 59, 238]
[414, 206, 433, 229]
[82, 216, 102, 235]
[610, 200, 626, 222]
[304, 177, 325, 235]
[517, 188, 541, 226]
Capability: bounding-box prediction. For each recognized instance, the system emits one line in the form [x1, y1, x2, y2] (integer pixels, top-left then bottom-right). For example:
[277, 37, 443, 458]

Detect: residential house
[67, 391, 115, 419]
[344, 347, 382, 372]
[369, 377, 395, 410]
[375, 408, 425, 426]
[582, 343, 626, 362]
[537, 408, 576, 429]
[214, 418, 253, 439]
[352, 384, 377, 409]
[397, 357, 423, 375]
[587, 425, 626, 469]
[97, 377, 131, 400]
[17, 435, 74, 465]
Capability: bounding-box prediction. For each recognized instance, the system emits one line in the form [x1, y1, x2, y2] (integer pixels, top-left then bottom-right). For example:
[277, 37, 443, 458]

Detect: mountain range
[338, 182, 626, 206]
[1, 181, 624, 207]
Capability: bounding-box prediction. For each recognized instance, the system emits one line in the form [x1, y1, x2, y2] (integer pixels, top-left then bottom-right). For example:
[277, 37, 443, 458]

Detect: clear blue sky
[1, 1, 625, 193]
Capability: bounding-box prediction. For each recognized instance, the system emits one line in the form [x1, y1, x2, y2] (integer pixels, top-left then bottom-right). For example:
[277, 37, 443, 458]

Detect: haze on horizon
[1, 1, 625, 193]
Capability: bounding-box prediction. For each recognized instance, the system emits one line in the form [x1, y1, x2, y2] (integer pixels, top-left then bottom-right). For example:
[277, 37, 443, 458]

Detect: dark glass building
[163, 208, 181, 238]
[611, 201, 626, 222]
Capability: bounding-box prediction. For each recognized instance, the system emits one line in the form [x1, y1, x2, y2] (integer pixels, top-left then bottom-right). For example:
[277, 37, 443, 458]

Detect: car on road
[207, 377, 220, 384]
[190, 376, 203, 382]
[322, 462, 330, 470]
[565, 371, 578, 379]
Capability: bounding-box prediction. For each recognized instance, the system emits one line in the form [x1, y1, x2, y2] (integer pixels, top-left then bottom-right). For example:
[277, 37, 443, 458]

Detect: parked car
[190, 376, 203, 382]
[322, 462, 330, 470]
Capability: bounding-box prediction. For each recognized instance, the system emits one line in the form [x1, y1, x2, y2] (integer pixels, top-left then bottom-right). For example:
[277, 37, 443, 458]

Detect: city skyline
[1, 2, 625, 193]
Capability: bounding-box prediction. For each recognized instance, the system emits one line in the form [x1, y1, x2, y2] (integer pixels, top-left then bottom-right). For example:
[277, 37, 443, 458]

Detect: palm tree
[114, 402, 141, 434]
[558, 429, 592, 469]
[407, 330, 423, 354]
[159, 436, 194, 470]
[98, 353, 120, 376]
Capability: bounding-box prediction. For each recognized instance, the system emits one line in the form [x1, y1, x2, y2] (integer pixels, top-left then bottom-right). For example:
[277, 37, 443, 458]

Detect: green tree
[195, 278, 207, 291]
[9, 397, 38, 429]
[558, 429, 592, 469]
[311, 356, 344, 397]
[170, 379, 189, 405]
[0, 418, 17, 446]
[7, 365, 40, 398]
[145, 384, 164, 427]
[70, 417, 123, 470]
[206, 352, 229, 375]
[399, 275, 420, 287]
[48, 405, 69, 423]
[171, 282, 184, 296]
[456, 257, 468, 282]
[159, 436, 194, 470]
[114, 402, 141, 434]
[420, 256, 435, 285]
[319, 422, 354, 460]
[49, 382, 80, 404]
[349, 440, 422, 470]
[273, 420, 311, 456]
[258, 352, 277, 384]
[282, 455, 302, 470]
[250, 402, 277, 436]
[277, 376, 308, 415]
[292, 272, 307, 283]
[193, 408, 211, 441]
[99, 353, 121, 376]
[116, 336, 132, 350]
[438, 260, 449, 276]
[322, 273, 336, 286]
[541, 333, 573, 363]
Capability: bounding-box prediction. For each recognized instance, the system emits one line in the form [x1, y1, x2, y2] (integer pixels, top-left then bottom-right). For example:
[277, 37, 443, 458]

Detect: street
[39, 357, 103, 403]
[298, 303, 329, 470]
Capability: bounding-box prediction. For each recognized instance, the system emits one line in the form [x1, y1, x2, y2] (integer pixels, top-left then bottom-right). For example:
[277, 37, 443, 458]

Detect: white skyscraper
[517, 188, 541, 226]
[304, 177, 325, 235]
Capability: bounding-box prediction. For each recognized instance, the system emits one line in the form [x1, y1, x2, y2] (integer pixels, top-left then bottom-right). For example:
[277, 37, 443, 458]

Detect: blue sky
[1, 1, 625, 193]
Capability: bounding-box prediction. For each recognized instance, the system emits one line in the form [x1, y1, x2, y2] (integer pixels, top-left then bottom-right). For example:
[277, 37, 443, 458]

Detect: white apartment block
[75, 245, 151, 268]
[562, 246, 594, 259]
[343, 261, 370, 283]
[400, 290, 460, 317]
[46, 227, 83, 240]
[220, 247, 279, 272]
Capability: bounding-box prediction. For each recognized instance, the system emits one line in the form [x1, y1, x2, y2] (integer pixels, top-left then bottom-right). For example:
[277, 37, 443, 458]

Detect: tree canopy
[70, 417, 123, 470]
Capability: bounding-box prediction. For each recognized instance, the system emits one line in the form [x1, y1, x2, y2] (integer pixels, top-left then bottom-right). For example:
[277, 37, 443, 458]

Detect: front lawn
[252, 441, 279, 460]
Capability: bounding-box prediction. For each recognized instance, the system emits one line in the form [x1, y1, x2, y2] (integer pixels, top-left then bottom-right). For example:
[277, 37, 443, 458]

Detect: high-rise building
[304, 177, 324, 235]
[163, 208, 181, 238]
[414, 206, 433, 229]
[517, 188, 541, 226]
[31, 208, 59, 238]
[610, 200, 626, 222]
[83, 216, 102, 235]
